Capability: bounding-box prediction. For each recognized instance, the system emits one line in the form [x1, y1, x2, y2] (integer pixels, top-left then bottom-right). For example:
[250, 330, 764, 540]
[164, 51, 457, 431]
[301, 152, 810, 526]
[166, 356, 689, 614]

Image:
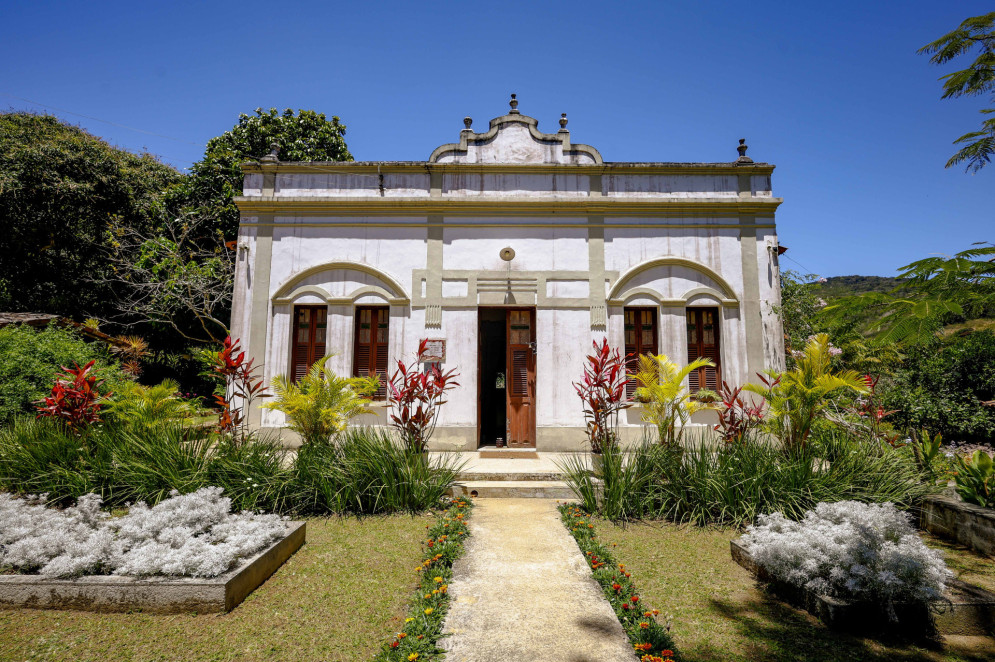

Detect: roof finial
[463, 116, 473, 130]
[509, 93, 519, 115]
[559, 113, 568, 131]
[261, 141, 281, 163]
[736, 138, 753, 164]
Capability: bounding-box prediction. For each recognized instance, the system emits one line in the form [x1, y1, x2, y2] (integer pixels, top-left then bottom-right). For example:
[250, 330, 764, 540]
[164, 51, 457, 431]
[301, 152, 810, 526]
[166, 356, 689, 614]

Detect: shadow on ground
[680, 590, 994, 662]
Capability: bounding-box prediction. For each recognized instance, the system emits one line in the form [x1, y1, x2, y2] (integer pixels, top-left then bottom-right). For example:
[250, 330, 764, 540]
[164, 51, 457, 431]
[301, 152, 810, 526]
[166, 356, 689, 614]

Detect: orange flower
[398, 633, 407, 639]
[634, 642, 652, 651]
[639, 622, 650, 629]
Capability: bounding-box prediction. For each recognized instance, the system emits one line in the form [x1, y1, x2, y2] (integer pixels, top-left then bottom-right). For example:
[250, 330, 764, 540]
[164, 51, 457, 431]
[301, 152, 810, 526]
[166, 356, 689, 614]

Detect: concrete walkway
[440, 499, 636, 662]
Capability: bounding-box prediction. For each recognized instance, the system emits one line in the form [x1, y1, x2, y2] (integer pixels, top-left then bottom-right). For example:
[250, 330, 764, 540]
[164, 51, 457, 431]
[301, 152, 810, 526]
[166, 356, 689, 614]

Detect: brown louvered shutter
[291, 306, 327, 383]
[686, 308, 720, 393]
[624, 307, 658, 398]
[354, 306, 389, 399]
[511, 348, 529, 396]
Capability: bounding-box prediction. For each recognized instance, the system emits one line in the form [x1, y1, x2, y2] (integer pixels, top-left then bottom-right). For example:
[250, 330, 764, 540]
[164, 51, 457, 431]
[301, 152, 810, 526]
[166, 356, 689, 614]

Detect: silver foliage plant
[741, 501, 952, 617]
[0, 487, 287, 578]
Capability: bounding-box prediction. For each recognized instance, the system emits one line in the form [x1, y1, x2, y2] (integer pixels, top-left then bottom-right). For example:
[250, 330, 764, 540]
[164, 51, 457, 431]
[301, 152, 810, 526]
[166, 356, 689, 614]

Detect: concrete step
[456, 471, 566, 482]
[450, 480, 575, 499]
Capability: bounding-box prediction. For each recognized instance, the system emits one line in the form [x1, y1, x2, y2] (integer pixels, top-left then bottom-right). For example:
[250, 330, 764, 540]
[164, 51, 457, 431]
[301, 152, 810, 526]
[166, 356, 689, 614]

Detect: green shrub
[881, 331, 995, 443]
[103, 379, 202, 429]
[952, 449, 995, 508]
[0, 324, 128, 424]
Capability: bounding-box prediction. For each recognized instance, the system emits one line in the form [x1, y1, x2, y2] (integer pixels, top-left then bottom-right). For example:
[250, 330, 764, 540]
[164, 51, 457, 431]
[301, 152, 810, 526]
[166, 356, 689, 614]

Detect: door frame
[476, 306, 537, 448]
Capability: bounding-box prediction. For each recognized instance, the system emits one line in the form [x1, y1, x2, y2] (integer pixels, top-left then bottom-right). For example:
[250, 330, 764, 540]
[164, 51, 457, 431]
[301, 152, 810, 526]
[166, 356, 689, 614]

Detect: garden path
[440, 498, 637, 662]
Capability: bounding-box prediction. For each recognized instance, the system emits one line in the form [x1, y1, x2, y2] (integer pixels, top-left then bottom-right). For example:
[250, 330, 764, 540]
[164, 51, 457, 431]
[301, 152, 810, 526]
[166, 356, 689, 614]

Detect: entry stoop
[442, 451, 584, 499]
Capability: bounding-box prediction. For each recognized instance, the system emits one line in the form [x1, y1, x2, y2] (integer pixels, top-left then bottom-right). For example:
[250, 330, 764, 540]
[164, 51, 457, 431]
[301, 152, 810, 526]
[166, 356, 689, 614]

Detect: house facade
[231, 96, 785, 450]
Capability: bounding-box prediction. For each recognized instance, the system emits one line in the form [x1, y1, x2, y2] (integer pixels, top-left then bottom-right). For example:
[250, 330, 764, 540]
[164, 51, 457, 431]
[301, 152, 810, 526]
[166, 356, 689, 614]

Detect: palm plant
[103, 379, 199, 429]
[744, 333, 868, 452]
[632, 353, 717, 447]
[262, 356, 379, 446]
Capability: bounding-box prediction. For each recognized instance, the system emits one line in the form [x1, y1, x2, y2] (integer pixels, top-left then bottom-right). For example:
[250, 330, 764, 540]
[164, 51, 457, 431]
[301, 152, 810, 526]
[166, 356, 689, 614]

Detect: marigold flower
[612, 583, 621, 592]
[634, 643, 652, 651]
[398, 633, 407, 639]
[424, 608, 434, 615]
[434, 576, 443, 583]
[390, 641, 399, 648]
[661, 650, 674, 657]
[644, 611, 653, 617]
[405, 617, 415, 623]
[632, 595, 639, 603]
[408, 654, 419, 661]
[622, 603, 631, 610]
[652, 609, 660, 616]
[424, 593, 431, 599]
[639, 622, 649, 629]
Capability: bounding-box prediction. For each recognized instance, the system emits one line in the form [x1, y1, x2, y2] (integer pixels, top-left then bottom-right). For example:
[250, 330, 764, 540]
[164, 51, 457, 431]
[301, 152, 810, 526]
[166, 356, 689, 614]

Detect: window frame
[623, 306, 659, 399]
[685, 306, 721, 394]
[353, 305, 390, 400]
[290, 304, 328, 384]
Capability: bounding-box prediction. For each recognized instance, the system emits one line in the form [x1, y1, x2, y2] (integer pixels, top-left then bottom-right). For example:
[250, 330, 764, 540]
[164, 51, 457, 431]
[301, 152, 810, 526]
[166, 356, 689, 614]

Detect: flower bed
[921, 495, 995, 558]
[374, 497, 473, 662]
[559, 504, 679, 662]
[0, 488, 303, 613]
[739, 501, 952, 618]
[0, 488, 288, 578]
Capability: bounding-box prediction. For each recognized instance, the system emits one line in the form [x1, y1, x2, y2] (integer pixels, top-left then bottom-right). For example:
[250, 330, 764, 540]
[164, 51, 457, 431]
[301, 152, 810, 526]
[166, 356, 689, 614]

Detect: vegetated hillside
[815, 275, 907, 299]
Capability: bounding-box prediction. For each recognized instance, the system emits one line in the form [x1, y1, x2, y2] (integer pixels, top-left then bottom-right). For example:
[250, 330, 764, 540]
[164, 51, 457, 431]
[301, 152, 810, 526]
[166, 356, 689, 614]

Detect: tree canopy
[175, 107, 353, 239]
[0, 112, 182, 320]
[919, 12, 995, 172]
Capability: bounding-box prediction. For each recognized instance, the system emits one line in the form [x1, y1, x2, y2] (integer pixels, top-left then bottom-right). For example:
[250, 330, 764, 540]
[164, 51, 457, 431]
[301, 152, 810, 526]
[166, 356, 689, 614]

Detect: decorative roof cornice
[234, 196, 782, 216]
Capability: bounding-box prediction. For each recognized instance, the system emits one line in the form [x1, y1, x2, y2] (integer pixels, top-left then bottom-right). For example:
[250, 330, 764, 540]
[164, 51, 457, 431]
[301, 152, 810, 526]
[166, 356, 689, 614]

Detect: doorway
[477, 308, 536, 448]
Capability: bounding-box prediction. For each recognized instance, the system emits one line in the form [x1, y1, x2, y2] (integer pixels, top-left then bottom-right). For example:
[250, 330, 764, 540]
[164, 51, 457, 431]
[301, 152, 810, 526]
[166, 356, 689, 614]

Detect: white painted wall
[236, 114, 783, 445]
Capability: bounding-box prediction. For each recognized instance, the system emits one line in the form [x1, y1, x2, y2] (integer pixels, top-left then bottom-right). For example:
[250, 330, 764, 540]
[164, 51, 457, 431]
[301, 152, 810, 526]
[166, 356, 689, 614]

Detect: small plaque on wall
[420, 338, 446, 363]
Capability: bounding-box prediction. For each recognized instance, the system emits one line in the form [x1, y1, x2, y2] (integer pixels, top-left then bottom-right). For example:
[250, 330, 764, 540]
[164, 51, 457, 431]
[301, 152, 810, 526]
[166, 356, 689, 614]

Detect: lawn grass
[594, 519, 995, 662]
[0, 514, 432, 662]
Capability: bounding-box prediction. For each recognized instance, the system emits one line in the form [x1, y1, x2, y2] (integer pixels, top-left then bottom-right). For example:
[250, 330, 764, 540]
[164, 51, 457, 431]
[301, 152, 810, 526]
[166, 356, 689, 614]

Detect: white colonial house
[230, 96, 785, 450]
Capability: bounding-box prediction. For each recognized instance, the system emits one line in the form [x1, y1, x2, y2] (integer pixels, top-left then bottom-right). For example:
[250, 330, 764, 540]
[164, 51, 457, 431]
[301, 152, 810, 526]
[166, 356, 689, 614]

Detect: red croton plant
[713, 380, 769, 445]
[211, 336, 269, 443]
[387, 339, 460, 453]
[574, 338, 631, 454]
[35, 360, 108, 431]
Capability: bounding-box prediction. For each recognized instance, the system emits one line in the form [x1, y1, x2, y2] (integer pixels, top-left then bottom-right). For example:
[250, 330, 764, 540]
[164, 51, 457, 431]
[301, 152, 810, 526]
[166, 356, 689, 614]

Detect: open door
[506, 309, 536, 447]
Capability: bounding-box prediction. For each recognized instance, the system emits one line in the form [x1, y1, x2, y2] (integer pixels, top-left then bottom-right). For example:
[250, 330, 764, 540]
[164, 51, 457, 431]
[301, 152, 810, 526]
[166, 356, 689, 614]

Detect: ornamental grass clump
[0, 487, 287, 578]
[740, 500, 952, 620]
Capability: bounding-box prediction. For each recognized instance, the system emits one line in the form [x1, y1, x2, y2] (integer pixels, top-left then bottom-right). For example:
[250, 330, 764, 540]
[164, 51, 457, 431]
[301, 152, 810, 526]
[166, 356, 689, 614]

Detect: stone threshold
[731, 539, 995, 637]
[0, 521, 306, 613]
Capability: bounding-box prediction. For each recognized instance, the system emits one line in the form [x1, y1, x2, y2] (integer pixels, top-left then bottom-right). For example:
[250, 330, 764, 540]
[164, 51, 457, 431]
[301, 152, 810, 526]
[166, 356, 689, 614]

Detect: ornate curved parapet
[429, 94, 603, 165]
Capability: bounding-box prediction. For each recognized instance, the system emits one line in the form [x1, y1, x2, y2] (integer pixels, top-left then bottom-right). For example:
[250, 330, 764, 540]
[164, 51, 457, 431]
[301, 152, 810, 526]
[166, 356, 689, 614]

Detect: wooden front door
[506, 308, 536, 447]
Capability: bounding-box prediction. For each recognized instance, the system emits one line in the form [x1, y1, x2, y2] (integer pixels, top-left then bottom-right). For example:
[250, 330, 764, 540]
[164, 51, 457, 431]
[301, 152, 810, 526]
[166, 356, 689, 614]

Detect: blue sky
[2, 0, 992, 277]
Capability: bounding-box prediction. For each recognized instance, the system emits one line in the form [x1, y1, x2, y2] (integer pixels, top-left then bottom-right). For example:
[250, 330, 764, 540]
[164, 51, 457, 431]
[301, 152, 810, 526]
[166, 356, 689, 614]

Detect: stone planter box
[0, 521, 305, 614]
[731, 539, 995, 636]
[920, 495, 995, 558]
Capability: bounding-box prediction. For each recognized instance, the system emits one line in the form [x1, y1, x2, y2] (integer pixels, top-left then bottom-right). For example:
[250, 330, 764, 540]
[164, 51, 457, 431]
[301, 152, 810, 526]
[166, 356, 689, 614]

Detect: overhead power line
[1, 92, 203, 146]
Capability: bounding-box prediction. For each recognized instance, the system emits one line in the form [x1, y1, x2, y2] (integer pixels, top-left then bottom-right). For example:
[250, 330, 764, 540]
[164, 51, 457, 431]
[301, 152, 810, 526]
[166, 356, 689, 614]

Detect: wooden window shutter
[686, 307, 720, 393]
[624, 307, 658, 398]
[354, 306, 389, 399]
[291, 305, 327, 383]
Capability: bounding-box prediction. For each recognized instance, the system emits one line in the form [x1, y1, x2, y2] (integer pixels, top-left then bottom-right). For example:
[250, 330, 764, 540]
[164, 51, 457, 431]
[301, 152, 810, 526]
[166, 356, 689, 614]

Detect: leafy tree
[0, 113, 182, 320]
[880, 331, 995, 443]
[822, 243, 995, 346]
[104, 211, 234, 343]
[176, 107, 353, 239]
[919, 12, 995, 172]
